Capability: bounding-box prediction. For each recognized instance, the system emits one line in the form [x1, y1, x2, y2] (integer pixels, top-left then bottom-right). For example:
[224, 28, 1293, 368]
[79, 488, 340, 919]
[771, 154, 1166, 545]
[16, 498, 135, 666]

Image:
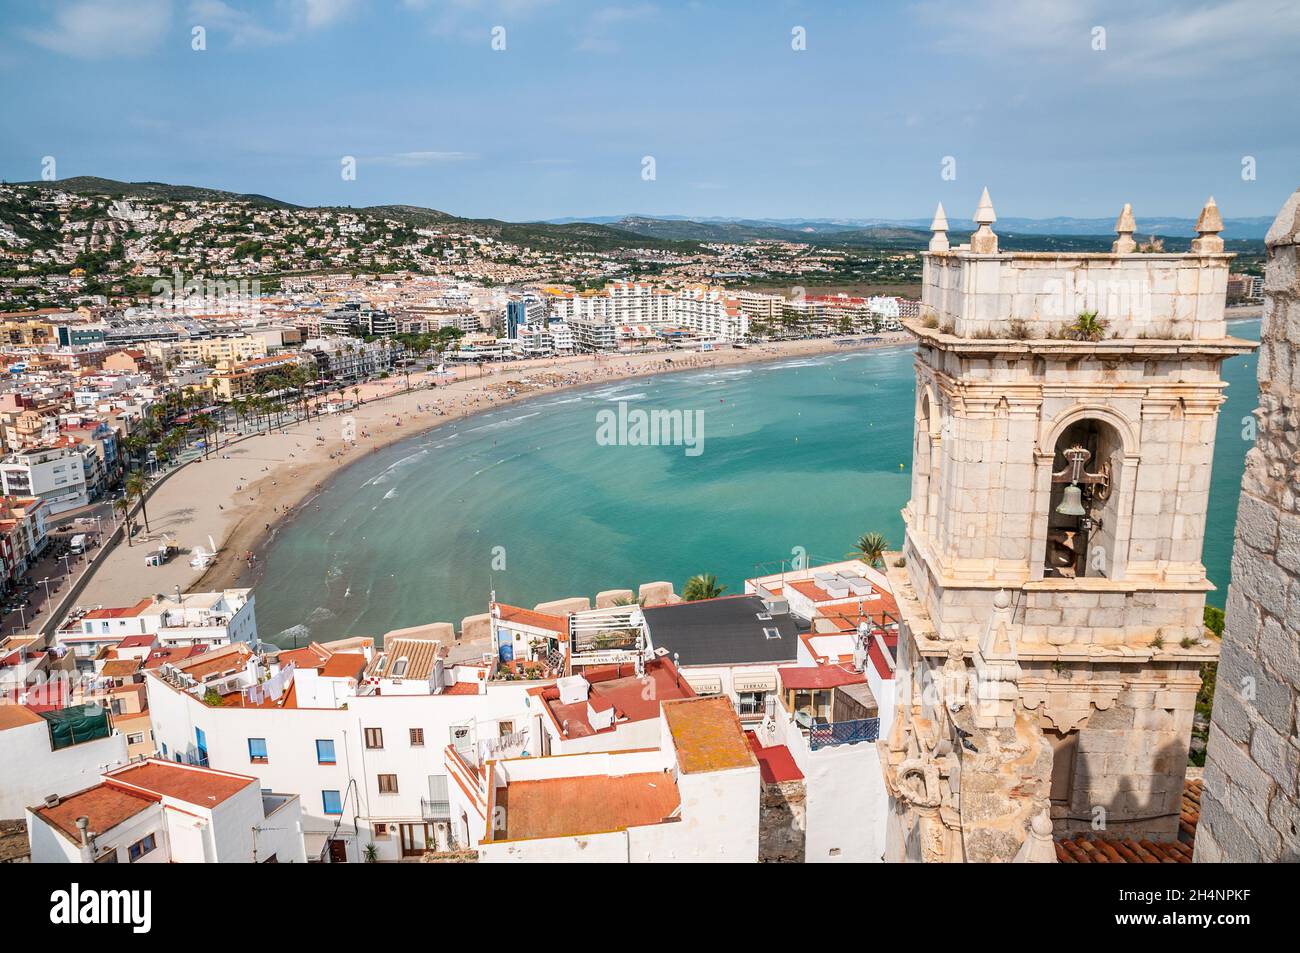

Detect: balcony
[808, 717, 880, 751]
[421, 798, 450, 820]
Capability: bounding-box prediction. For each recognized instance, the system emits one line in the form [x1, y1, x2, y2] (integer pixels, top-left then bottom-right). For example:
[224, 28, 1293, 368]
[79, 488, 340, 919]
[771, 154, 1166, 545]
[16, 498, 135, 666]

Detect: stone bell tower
[880, 189, 1256, 862]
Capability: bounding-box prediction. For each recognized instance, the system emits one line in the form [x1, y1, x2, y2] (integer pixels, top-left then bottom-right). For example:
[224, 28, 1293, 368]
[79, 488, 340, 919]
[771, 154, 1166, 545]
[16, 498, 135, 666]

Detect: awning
[684, 676, 722, 695]
[733, 673, 777, 693]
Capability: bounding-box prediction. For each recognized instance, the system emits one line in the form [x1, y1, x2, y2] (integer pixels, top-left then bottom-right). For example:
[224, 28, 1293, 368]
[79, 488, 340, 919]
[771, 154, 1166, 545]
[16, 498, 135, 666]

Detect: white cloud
[189, 0, 283, 46]
[914, 0, 1300, 80]
[23, 0, 174, 59]
[368, 151, 479, 166]
[296, 0, 359, 30]
[575, 4, 657, 53]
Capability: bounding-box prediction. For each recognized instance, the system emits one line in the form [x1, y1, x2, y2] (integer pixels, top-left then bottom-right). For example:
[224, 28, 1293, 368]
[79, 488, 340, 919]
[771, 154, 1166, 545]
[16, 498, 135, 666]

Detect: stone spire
[1012, 810, 1058, 863]
[1112, 202, 1137, 254]
[929, 202, 950, 252]
[970, 187, 998, 254]
[1190, 196, 1225, 253]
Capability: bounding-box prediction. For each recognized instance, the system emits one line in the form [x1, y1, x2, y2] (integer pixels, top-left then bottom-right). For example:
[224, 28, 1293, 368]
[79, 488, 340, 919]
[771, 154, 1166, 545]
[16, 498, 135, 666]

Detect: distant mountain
[546, 212, 1274, 241]
[10, 177, 702, 254]
[16, 175, 299, 209]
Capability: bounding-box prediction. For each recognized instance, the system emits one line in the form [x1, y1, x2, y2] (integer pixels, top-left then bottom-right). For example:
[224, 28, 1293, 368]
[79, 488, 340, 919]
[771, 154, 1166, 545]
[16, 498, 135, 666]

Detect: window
[194, 726, 208, 767]
[373, 823, 389, 837]
[737, 690, 768, 718]
[127, 732, 145, 746]
[316, 739, 336, 764]
[409, 728, 424, 746]
[248, 738, 268, 763]
[127, 834, 157, 862]
[378, 774, 399, 794]
[763, 627, 782, 640]
[364, 727, 383, 749]
[391, 657, 408, 678]
[498, 720, 515, 737]
[322, 790, 343, 815]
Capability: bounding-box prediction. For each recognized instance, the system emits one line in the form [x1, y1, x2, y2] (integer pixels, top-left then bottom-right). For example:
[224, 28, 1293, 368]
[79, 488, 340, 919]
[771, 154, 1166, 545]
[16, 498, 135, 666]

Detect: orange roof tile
[1054, 779, 1201, 863]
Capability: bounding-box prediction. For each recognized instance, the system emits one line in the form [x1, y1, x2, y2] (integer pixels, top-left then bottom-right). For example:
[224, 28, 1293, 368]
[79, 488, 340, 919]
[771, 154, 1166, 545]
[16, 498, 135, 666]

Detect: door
[327, 839, 348, 863]
[399, 823, 433, 857]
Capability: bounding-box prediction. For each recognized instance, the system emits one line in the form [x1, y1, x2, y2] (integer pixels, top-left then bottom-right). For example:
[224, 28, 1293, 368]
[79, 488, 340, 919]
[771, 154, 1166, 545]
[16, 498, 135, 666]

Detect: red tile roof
[539, 657, 694, 738]
[320, 653, 366, 679]
[33, 784, 158, 842]
[746, 733, 804, 784]
[80, 598, 154, 621]
[1055, 779, 1201, 863]
[778, 664, 866, 690]
[106, 760, 254, 808]
[494, 603, 568, 637]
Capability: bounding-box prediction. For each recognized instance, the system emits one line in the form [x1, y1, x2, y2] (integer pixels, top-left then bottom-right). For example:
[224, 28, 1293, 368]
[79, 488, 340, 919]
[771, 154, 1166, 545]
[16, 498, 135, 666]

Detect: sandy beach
[70, 334, 911, 615]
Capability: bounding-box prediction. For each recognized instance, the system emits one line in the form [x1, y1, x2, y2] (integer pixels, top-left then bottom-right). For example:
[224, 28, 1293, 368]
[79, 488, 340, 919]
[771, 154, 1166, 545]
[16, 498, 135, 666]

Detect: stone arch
[1039, 413, 1130, 580]
[912, 382, 942, 543]
[1041, 402, 1138, 459]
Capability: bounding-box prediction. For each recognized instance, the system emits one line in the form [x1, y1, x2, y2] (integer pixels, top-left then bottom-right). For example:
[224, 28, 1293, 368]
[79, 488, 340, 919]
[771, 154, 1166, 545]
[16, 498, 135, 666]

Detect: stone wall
[1195, 188, 1300, 862]
[757, 779, 806, 863]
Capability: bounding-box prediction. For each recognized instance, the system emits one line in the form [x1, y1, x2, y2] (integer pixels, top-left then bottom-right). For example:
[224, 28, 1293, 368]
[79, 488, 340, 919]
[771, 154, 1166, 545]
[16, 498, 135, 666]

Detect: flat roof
[496, 771, 680, 841]
[661, 696, 757, 775]
[642, 595, 800, 666]
[33, 784, 157, 843]
[106, 760, 253, 808]
[538, 656, 694, 739]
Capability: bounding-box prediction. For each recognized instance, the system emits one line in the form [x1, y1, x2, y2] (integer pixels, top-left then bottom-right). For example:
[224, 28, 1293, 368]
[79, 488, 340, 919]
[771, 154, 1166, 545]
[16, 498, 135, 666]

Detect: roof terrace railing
[809, 717, 880, 751]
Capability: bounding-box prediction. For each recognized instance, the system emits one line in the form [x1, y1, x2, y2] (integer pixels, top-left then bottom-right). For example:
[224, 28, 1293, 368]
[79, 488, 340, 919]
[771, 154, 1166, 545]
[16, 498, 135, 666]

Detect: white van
[69, 534, 87, 555]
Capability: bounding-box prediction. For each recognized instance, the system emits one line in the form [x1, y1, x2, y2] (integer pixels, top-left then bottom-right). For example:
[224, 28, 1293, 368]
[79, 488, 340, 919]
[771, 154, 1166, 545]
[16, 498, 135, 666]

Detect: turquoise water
[256, 323, 1259, 645]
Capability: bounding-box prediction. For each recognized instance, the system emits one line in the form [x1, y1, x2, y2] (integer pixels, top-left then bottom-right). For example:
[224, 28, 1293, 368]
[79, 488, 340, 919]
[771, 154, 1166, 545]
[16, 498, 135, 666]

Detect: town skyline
[1, 1, 1298, 220]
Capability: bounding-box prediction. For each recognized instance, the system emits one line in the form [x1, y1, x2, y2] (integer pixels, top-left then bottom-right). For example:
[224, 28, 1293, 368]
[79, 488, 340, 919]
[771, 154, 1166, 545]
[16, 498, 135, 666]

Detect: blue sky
[1, 0, 1297, 222]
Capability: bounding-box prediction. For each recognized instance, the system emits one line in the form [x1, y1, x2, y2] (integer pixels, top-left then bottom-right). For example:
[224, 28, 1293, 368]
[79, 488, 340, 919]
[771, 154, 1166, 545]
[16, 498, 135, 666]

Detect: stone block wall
[923, 251, 1231, 341]
[757, 779, 806, 863]
[1196, 188, 1300, 862]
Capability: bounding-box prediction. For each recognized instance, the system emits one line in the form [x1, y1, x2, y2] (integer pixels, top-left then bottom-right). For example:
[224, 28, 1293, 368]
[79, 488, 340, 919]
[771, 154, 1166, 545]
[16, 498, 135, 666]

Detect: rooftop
[32, 783, 157, 843]
[643, 594, 801, 667]
[662, 695, 757, 775]
[105, 759, 254, 808]
[535, 656, 694, 739]
[1055, 779, 1202, 863]
[494, 771, 680, 842]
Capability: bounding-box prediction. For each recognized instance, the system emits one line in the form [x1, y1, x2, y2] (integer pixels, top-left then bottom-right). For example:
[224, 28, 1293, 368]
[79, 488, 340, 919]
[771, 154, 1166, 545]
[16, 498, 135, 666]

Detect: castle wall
[1196, 188, 1300, 862]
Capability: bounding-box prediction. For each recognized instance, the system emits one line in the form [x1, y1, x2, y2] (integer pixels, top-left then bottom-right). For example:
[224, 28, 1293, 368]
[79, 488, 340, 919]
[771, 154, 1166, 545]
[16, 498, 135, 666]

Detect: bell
[1056, 483, 1086, 517]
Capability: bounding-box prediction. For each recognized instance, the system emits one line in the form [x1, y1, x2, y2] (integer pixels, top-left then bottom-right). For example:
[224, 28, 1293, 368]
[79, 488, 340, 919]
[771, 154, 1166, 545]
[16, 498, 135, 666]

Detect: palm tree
[193, 412, 216, 457]
[1066, 309, 1108, 342]
[113, 497, 134, 547]
[849, 531, 889, 568]
[683, 573, 726, 601]
[125, 472, 151, 534]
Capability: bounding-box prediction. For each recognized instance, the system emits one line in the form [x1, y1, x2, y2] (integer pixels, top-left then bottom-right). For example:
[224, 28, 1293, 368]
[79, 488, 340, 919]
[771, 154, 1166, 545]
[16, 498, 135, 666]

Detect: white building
[0, 703, 128, 821]
[26, 759, 306, 863]
[144, 636, 542, 862]
[59, 589, 258, 673]
[457, 695, 760, 862]
[0, 445, 90, 514]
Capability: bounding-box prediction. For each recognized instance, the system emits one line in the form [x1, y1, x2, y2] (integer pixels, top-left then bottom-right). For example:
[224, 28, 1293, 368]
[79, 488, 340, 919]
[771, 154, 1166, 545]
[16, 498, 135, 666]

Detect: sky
[1, 0, 1297, 223]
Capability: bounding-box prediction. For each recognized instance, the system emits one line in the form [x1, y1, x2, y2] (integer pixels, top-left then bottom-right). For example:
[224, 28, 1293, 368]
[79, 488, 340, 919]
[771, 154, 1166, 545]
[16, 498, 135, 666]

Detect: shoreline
[69, 334, 912, 615]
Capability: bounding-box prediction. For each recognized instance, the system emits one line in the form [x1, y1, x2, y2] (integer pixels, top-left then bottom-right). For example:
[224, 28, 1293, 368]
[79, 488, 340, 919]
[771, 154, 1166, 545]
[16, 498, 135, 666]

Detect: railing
[809, 717, 880, 751]
[421, 798, 451, 820]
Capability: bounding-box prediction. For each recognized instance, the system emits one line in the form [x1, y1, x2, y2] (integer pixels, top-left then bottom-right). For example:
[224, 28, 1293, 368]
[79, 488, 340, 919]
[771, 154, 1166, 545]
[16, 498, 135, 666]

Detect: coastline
[69, 334, 912, 615]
